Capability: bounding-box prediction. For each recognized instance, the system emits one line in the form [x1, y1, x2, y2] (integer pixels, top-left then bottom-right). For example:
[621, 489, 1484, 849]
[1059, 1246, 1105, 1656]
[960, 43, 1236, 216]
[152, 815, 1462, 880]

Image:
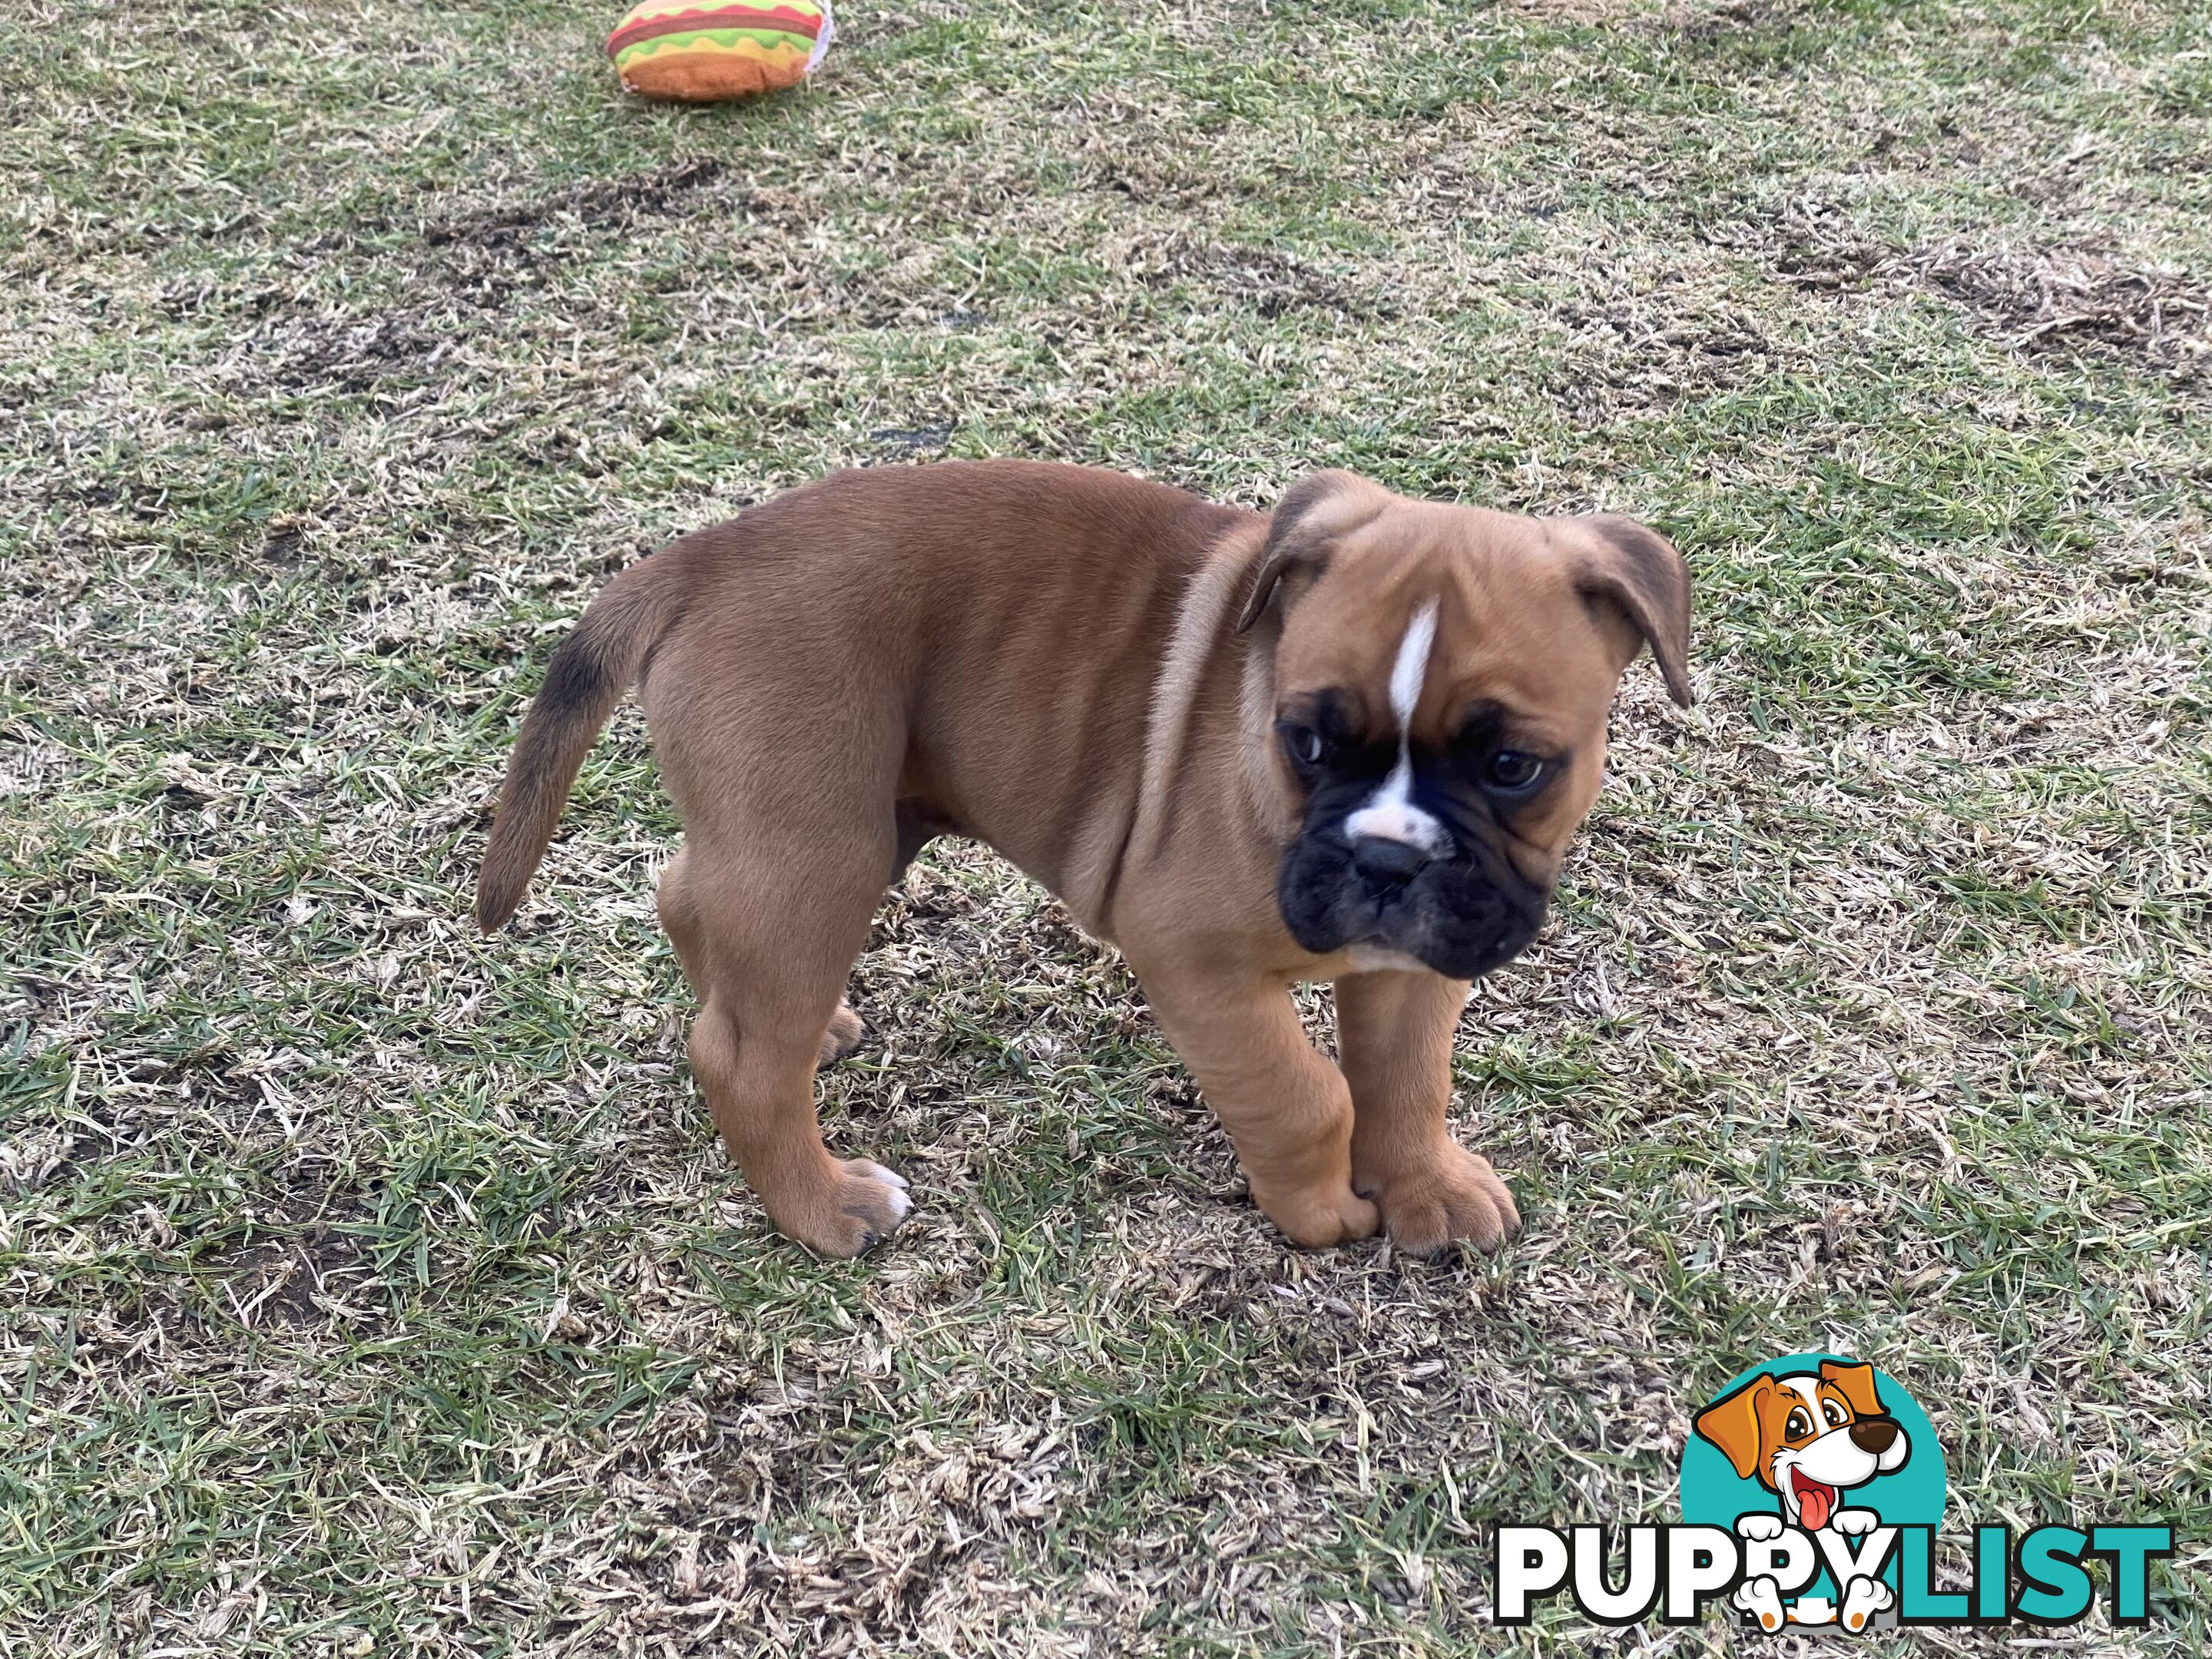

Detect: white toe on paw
[883, 1184, 912, 1222]
[1833, 1508, 1879, 1536]
[1737, 1513, 1785, 1541]
[1734, 1576, 1783, 1630]
[1841, 1576, 1892, 1631]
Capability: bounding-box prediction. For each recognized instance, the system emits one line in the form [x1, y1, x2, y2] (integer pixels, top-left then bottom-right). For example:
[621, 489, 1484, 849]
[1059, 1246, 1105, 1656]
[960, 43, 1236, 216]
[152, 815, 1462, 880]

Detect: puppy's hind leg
[667, 855, 868, 1071]
[818, 1003, 866, 1066]
[796, 800, 949, 1068]
[657, 835, 909, 1258]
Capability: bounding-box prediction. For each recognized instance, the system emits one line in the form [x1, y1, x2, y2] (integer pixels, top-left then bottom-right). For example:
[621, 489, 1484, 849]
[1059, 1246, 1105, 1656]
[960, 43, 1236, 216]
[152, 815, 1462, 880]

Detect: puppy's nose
[1350, 836, 1430, 887]
[1849, 1417, 1899, 1455]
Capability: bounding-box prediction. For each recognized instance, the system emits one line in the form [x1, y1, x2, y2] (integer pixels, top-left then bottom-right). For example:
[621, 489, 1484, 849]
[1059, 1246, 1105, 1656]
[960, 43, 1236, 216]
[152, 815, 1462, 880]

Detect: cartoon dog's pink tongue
[1791, 1469, 1837, 1531]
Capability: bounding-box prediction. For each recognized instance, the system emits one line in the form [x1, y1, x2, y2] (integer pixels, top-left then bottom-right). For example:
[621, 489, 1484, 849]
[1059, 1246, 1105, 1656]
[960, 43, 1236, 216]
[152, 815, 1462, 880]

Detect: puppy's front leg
[1336, 970, 1518, 1253]
[1140, 968, 1378, 1247]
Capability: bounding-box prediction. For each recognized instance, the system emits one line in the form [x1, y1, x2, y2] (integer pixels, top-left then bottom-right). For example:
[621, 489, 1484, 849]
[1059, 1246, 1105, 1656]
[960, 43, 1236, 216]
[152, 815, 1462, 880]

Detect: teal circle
[1679, 1353, 1945, 1602]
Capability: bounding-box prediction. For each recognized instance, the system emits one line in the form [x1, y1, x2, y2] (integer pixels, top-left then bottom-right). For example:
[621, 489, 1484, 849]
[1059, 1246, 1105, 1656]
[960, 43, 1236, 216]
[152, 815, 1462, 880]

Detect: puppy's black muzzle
[1277, 828, 1546, 979]
[1349, 836, 1430, 889]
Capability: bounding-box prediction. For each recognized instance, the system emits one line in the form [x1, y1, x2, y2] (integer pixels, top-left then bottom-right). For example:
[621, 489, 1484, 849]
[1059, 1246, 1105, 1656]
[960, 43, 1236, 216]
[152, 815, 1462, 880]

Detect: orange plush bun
[607, 0, 833, 102]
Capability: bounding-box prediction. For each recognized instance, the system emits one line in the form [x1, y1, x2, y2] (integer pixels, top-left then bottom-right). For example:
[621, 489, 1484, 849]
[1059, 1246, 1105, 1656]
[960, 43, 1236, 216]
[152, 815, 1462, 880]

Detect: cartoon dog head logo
[1502, 1355, 2164, 1634]
[1694, 1360, 1911, 1533]
[1679, 1353, 1946, 1634]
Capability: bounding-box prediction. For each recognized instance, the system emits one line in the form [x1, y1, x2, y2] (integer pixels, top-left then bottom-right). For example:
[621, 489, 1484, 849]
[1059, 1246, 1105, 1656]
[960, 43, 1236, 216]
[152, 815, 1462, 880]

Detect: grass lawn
[3, 0, 2209, 1651]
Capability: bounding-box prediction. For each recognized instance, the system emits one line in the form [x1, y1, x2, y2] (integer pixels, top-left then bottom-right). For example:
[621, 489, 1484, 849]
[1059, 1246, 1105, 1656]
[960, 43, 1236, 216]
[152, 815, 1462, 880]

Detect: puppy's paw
[773, 1158, 912, 1258]
[1735, 1512, 1786, 1542]
[1832, 1508, 1881, 1537]
[816, 1002, 866, 1065]
[1732, 1575, 1786, 1632]
[1841, 1575, 1893, 1631]
[1365, 1144, 1519, 1255]
[1258, 1181, 1380, 1249]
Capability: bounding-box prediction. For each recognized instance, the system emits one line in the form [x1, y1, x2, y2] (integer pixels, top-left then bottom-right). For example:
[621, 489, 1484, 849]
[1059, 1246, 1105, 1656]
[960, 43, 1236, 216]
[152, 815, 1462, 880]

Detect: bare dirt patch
[1909, 240, 2210, 376]
[1757, 204, 2210, 379]
[422, 156, 730, 249]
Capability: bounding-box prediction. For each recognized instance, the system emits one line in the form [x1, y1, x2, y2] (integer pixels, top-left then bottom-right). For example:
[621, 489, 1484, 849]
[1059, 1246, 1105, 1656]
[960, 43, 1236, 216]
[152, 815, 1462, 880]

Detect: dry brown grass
[2, 0, 2208, 1652]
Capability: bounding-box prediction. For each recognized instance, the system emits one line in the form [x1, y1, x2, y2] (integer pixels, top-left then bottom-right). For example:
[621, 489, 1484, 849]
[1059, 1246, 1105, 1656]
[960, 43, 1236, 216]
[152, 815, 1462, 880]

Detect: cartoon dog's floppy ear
[1236, 470, 1382, 633]
[1694, 1376, 1775, 1483]
[1820, 1360, 1886, 1420]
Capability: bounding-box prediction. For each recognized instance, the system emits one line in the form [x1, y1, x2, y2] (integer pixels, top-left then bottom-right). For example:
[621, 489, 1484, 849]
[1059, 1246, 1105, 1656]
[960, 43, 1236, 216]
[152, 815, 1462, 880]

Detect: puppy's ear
[1236, 470, 1376, 633]
[1558, 514, 1694, 707]
[1694, 1376, 1775, 1483]
[1820, 1360, 1887, 1420]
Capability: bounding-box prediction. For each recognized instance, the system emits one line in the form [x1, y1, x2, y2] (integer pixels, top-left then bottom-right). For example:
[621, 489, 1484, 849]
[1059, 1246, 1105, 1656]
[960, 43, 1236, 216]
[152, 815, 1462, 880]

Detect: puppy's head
[1693, 1363, 1911, 1531]
[1240, 471, 1691, 980]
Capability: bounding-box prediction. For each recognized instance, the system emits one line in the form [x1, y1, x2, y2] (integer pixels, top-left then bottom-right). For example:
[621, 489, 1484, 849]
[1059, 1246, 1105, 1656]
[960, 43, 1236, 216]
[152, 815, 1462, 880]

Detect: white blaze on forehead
[1345, 599, 1445, 851]
[1780, 1376, 1825, 1416]
[1387, 599, 1439, 727]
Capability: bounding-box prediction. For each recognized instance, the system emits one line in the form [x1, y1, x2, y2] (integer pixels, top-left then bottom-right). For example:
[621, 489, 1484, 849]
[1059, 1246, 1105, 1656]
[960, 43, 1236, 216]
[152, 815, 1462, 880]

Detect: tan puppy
[478, 462, 1690, 1257]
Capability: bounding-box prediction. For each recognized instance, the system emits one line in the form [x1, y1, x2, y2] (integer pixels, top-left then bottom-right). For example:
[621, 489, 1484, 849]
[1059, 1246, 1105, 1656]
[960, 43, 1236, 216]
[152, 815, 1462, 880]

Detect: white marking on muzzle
[1345, 600, 1444, 850]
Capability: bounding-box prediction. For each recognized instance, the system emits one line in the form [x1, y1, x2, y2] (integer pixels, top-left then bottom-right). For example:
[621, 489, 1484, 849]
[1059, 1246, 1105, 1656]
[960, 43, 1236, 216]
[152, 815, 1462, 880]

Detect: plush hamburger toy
[607, 0, 833, 101]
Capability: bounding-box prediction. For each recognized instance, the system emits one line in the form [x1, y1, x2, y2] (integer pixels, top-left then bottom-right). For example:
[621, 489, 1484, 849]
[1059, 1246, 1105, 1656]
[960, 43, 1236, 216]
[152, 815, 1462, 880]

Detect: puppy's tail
[475, 551, 689, 933]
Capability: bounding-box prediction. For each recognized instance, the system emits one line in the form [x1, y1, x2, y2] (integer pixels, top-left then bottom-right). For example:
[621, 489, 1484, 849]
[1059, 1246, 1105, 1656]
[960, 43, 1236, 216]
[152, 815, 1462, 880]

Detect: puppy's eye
[1823, 1399, 1848, 1427]
[1482, 750, 1545, 791]
[1280, 721, 1326, 767]
[1786, 1409, 1814, 1440]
